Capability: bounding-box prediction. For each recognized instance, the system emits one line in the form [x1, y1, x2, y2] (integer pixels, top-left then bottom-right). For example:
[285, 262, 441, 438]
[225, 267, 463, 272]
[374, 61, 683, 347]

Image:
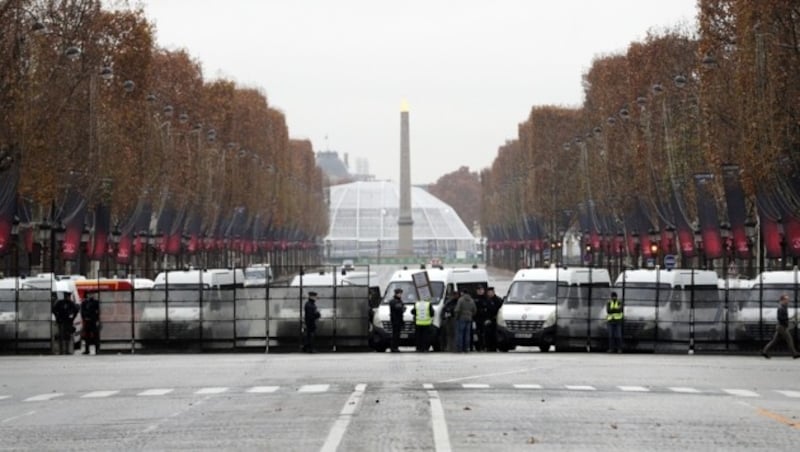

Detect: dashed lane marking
[618, 386, 650, 392]
[775, 390, 800, 398]
[669, 387, 701, 394]
[298, 384, 329, 393]
[248, 386, 280, 393]
[24, 393, 64, 402]
[320, 384, 367, 452]
[0, 395, 10, 400]
[1, 410, 35, 424]
[81, 390, 120, 398]
[138, 389, 174, 396]
[423, 383, 434, 389]
[428, 389, 452, 452]
[513, 384, 543, 389]
[462, 384, 490, 389]
[723, 389, 759, 398]
[565, 385, 596, 391]
[195, 387, 229, 395]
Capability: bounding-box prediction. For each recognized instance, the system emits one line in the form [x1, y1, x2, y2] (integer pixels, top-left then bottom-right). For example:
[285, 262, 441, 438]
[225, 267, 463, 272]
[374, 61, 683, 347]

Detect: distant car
[244, 264, 273, 288]
[342, 259, 355, 271]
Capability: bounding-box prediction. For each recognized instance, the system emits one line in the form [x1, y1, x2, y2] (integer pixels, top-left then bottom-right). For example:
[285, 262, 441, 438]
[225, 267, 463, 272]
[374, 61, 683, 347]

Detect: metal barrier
[0, 285, 371, 353]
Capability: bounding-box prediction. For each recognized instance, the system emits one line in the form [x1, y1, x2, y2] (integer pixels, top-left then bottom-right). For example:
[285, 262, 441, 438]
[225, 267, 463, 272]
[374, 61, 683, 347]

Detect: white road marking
[81, 390, 119, 398]
[248, 386, 280, 393]
[439, 368, 529, 383]
[669, 387, 701, 394]
[423, 383, 434, 389]
[298, 384, 329, 393]
[195, 387, 228, 395]
[618, 386, 649, 392]
[723, 389, 759, 398]
[513, 384, 543, 389]
[0, 395, 10, 400]
[775, 390, 800, 398]
[428, 390, 452, 452]
[138, 388, 173, 396]
[1, 410, 36, 424]
[565, 385, 596, 391]
[320, 384, 367, 452]
[462, 383, 490, 389]
[24, 393, 64, 402]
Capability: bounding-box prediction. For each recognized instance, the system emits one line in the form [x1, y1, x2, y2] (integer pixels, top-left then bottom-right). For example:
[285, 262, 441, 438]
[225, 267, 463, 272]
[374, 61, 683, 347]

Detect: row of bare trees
[1, 1, 327, 273]
[482, 0, 800, 272]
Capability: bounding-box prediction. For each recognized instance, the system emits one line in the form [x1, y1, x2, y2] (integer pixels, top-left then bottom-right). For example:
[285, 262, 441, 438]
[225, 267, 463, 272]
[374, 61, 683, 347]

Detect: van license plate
[515, 333, 533, 339]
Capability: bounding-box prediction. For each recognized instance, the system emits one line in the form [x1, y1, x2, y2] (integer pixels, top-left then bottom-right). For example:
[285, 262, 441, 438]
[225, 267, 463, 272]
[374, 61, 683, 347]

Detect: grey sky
[140, 0, 697, 185]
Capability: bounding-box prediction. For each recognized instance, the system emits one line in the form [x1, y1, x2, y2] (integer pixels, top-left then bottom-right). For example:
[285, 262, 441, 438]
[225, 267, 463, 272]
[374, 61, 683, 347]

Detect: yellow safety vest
[415, 301, 432, 326]
[607, 299, 623, 321]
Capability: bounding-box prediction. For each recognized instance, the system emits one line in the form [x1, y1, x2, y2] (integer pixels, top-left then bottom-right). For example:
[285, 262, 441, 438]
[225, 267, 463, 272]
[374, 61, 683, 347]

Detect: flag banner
[722, 165, 751, 258]
[90, 203, 110, 260]
[61, 190, 87, 261]
[694, 174, 723, 259]
[670, 188, 696, 258]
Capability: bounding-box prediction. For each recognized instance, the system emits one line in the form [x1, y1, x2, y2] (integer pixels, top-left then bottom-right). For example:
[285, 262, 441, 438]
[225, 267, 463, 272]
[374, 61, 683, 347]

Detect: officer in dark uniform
[389, 288, 405, 352]
[303, 291, 321, 353]
[473, 286, 489, 351]
[52, 293, 78, 355]
[484, 287, 503, 352]
[80, 291, 101, 355]
[442, 290, 460, 352]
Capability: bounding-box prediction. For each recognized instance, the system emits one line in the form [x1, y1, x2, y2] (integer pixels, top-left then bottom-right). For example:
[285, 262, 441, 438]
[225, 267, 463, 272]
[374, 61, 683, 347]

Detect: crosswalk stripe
[513, 384, 543, 389]
[669, 387, 701, 394]
[423, 383, 434, 389]
[462, 384, 490, 389]
[775, 390, 800, 398]
[298, 384, 329, 393]
[25, 393, 64, 402]
[195, 387, 228, 395]
[723, 389, 759, 397]
[248, 386, 280, 393]
[138, 389, 173, 396]
[565, 385, 596, 391]
[0, 396, 10, 401]
[618, 386, 649, 392]
[81, 390, 119, 398]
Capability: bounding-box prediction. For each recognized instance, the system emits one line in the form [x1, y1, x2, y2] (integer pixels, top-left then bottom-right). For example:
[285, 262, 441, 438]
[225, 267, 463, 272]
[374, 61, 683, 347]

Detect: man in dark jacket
[52, 293, 78, 355]
[442, 290, 460, 352]
[473, 286, 489, 351]
[389, 288, 405, 352]
[762, 294, 799, 359]
[484, 287, 503, 351]
[80, 292, 101, 355]
[303, 291, 322, 353]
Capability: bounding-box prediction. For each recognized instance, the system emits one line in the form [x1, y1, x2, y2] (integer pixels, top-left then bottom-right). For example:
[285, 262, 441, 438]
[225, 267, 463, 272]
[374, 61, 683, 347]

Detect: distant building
[324, 181, 476, 260]
[316, 151, 351, 185]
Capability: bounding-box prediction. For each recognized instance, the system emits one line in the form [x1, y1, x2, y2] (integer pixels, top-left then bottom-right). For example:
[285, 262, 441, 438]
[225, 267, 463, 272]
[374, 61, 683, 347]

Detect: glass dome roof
[325, 181, 476, 259]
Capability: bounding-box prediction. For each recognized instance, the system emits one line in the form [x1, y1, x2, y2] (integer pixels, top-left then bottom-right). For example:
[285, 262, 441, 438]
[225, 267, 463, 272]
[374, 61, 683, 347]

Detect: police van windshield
[382, 281, 446, 304]
[748, 285, 798, 304]
[245, 268, 268, 280]
[616, 283, 671, 306]
[505, 281, 557, 304]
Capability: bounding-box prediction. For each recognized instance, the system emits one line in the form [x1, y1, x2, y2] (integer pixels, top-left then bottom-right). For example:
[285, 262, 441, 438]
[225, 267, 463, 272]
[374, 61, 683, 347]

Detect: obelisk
[398, 100, 414, 256]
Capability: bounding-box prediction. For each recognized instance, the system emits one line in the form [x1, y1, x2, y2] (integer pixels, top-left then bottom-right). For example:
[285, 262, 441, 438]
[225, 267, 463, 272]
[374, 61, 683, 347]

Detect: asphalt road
[1, 352, 798, 451]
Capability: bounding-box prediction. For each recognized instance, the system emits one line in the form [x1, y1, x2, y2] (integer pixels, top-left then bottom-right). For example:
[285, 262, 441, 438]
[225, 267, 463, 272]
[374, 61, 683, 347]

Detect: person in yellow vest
[606, 291, 624, 353]
[411, 297, 435, 352]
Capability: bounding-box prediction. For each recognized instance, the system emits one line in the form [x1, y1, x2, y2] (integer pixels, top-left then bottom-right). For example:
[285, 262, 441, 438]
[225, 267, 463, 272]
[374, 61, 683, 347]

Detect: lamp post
[649, 228, 660, 268]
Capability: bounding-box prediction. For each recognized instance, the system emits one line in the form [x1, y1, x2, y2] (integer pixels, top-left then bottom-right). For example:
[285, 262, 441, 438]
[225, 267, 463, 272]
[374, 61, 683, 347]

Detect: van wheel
[374, 345, 387, 353]
[539, 336, 554, 352]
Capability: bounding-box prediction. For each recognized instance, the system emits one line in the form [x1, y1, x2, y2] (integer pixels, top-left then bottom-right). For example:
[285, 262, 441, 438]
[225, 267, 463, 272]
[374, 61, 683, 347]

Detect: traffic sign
[543, 248, 551, 259]
[663, 254, 676, 269]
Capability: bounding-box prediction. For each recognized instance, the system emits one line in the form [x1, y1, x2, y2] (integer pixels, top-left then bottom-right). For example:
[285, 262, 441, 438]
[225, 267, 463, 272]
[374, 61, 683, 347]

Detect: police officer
[389, 288, 405, 352]
[303, 291, 321, 353]
[484, 287, 503, 352]
[411, 297, 434, 352]
[80, 291, 101, 355]
[442, 290, 460, 352]
[52, 293, 78, 355]
[606, 291, 624, 353]
[475, 286, 489, 351]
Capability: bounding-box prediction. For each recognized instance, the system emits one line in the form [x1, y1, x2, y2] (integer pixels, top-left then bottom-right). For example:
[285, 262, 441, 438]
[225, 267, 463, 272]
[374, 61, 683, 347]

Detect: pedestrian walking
[389, 288, 405, 352]
[454, 291, 477, 353]
[80, 291, 101, 355]
[52, 293, 78, 355]
[606, 291, 624, 353]
[761, 294, 799, 359]
[411, 297, 434, 352]
[303, 291, 321, 353]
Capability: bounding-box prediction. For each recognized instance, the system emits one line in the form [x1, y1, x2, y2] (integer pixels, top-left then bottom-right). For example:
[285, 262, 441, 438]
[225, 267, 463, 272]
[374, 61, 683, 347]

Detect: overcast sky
[140, 0, 698, 185]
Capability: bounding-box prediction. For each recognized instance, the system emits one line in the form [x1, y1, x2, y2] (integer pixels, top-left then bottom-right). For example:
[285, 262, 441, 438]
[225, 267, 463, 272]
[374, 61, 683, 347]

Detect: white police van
[733, 270, 799, 344]
[370, 266, 488, 352]
[496, 266, 611, 352]
[615, 268, 721, 349]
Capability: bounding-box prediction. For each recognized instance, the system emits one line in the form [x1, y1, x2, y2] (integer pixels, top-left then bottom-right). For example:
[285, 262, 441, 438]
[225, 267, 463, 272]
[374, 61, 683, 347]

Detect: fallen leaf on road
[464, 406, 471, 411]
[610, 423, 618, 429]
[527, 436, 537, 444]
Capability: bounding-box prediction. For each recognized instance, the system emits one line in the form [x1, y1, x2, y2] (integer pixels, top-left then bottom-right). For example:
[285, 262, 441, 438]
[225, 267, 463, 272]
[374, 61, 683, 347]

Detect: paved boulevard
[1, 352, 798, 450]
